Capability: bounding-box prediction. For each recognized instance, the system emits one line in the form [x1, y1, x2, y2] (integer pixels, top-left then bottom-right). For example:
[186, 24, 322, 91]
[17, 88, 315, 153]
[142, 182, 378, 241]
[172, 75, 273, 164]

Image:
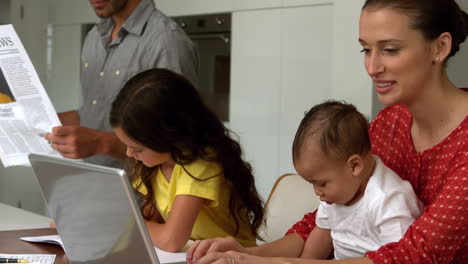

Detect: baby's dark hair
[363, 0, 468, 59]
[292, 100, 371, 163]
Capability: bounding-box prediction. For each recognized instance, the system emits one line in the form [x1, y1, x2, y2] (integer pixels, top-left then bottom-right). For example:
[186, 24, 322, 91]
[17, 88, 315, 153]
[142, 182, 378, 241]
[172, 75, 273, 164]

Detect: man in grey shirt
[45, 0, 198, 167]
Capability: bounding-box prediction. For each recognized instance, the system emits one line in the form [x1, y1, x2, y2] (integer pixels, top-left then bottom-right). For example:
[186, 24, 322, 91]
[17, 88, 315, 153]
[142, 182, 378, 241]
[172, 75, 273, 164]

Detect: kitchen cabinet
[46, 24, 83, 112]
[230, 9, 282, 197]
[157, 0, 333, 16]
[0, 1, 10, 25]
[278, 5, 332, 177]
[230, 4, 333, 197]
[282, 0, 332, 7]
[0, 0, 49, 215]
[330, 0, 374, 117]
[234, 0, 282, 11]
[157, 0, 233, 16]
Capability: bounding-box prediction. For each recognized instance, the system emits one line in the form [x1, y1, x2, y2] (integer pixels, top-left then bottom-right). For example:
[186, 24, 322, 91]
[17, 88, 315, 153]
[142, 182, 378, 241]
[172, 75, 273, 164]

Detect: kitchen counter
[1, 202, 52, 231]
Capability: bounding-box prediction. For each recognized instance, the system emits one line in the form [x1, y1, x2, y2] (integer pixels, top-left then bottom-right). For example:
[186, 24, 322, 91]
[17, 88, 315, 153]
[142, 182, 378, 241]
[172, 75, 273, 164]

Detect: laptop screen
[28, 154, 159, 264]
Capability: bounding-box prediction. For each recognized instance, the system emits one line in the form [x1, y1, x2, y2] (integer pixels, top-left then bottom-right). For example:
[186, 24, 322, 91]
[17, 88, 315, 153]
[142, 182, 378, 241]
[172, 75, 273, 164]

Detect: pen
[0, 258, 29, 263]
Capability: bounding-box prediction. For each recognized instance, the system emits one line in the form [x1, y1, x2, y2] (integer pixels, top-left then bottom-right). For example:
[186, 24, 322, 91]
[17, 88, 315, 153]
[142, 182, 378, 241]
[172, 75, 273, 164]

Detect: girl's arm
[146, 194, 205, 252]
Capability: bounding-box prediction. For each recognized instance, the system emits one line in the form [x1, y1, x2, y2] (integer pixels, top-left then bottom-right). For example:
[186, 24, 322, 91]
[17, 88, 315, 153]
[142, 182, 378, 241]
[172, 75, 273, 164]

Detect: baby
[292, 100, 423, 259]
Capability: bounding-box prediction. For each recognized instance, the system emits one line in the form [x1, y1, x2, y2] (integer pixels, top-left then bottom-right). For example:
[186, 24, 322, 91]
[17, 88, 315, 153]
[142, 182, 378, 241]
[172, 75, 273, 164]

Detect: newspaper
[0, 24, 61, 167]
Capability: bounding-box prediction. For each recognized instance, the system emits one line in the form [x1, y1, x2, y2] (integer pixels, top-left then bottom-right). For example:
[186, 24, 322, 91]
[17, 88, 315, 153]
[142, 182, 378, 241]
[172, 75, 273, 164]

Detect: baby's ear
[347, 154, 364, 177]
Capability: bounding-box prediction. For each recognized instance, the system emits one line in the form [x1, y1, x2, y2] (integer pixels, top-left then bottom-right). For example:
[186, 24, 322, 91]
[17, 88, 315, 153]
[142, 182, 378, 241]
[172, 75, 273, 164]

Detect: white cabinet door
[157, 0, 233, 16]
[230, 9, 282, 198]
[47, 24, 83, 112]
[0, 0, 50, 215]
[330, 0, 373, 118]
[231, 6, 333, 198]
[234, 0, 281, 11]
[282, 0, 332, 7]
[278, 5, 333, 176]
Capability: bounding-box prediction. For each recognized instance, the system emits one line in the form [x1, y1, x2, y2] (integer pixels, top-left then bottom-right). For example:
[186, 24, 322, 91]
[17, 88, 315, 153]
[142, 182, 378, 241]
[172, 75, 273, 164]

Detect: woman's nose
[366, 52, 384, 77]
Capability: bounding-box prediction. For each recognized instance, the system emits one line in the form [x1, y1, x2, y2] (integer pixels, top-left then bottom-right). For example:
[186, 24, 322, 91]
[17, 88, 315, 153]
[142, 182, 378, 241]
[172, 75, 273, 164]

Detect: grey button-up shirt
[79, 0, 199, 167]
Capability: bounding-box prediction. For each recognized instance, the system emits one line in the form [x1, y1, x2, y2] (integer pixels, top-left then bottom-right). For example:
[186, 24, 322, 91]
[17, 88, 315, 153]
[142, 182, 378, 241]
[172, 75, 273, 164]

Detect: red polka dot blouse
[286, 101, 467, 263]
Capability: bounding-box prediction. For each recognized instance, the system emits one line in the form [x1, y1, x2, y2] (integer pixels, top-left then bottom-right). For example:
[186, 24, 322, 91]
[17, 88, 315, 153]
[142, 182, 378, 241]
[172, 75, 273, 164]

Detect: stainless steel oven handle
[189, 34, 230, 43]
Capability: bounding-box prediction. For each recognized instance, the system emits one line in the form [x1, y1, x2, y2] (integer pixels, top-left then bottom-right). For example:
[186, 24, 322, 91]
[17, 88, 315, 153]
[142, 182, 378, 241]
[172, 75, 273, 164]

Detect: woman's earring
[435, 57, 440, 62]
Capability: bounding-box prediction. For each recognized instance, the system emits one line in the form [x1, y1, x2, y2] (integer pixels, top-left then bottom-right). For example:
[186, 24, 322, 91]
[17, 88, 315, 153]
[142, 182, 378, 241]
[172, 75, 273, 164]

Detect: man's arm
[58, 110, 80, 126]
[45, 125, 126, 160]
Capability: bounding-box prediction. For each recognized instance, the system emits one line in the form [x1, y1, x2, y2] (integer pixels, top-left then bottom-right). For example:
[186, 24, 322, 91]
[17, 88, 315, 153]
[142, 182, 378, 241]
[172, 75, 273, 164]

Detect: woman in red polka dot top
[184, 0, 468, 264]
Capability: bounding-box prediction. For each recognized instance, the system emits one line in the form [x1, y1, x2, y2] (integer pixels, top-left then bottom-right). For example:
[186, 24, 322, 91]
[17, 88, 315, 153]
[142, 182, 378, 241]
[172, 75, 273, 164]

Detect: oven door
[190, 33, 231, 121]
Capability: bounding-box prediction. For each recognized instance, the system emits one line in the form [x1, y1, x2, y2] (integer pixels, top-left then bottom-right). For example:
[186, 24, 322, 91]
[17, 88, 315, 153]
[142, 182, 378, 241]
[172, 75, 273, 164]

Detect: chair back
[258, 173, 320, 244]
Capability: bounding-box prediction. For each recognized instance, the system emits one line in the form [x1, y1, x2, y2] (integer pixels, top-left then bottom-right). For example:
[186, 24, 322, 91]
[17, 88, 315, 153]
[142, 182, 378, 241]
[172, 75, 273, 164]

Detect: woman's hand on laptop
[49, 221, 56, 228]
[186, 237, 246, 264]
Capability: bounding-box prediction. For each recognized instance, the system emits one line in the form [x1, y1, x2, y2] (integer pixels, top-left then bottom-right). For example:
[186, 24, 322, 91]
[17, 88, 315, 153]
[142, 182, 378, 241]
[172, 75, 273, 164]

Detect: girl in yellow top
[110, 68, 265, 253]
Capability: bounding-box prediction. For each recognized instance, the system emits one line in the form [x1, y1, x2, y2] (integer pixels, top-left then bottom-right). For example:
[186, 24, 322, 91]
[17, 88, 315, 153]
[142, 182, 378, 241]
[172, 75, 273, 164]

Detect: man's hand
[45, 126, 103, 159]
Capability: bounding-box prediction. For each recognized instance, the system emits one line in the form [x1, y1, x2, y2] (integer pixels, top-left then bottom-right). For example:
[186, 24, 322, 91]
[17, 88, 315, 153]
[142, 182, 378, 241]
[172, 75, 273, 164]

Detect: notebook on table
[28, 153, 187, 264]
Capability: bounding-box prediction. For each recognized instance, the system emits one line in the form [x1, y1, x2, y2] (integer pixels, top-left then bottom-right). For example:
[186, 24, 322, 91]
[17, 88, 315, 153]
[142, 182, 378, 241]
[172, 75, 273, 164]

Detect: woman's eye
[383, 48, 399, 54]
[360, 48, 371, 55]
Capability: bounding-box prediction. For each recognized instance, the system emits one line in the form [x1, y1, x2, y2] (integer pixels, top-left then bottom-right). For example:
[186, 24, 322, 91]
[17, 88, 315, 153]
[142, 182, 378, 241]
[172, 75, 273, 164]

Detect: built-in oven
[173, 13, 231, 122]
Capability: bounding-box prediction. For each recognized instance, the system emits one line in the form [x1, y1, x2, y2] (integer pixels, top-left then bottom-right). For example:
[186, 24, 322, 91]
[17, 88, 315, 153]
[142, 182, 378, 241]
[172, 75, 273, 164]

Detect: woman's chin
[377, 94, 399, 107]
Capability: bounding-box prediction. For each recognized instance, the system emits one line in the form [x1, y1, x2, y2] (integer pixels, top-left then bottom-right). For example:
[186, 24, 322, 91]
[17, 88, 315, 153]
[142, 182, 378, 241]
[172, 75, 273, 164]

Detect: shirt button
[92, 100, 97, 105]
[115, 70, 120, 76]
[99, 72, 104, 77]
[84, 63, 88, 68]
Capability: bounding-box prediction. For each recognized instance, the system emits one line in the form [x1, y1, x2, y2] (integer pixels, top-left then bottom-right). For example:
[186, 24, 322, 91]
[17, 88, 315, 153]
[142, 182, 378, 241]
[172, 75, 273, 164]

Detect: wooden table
[0, 228, 69, 264]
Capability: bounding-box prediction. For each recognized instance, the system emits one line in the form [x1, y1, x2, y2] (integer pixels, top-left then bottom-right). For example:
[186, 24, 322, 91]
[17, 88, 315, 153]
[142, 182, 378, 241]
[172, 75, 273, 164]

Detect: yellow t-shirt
[136, 159, 256, 247]
[0, 93, 13, 104]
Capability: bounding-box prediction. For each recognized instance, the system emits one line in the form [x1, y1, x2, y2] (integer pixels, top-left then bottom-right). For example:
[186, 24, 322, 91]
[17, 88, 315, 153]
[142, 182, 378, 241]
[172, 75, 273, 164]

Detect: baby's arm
[300, 226, 333, 259]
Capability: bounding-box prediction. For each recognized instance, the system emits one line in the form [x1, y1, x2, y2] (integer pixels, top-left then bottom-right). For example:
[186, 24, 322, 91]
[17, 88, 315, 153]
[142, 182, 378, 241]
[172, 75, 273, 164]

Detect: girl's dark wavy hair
[109, 68, 265, 239]
[363, 0, 468, 60]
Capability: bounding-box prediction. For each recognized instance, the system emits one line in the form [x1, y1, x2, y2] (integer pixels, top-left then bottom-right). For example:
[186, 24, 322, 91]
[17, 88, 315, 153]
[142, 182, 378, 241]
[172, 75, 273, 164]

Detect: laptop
[28, 153, 186, 264]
